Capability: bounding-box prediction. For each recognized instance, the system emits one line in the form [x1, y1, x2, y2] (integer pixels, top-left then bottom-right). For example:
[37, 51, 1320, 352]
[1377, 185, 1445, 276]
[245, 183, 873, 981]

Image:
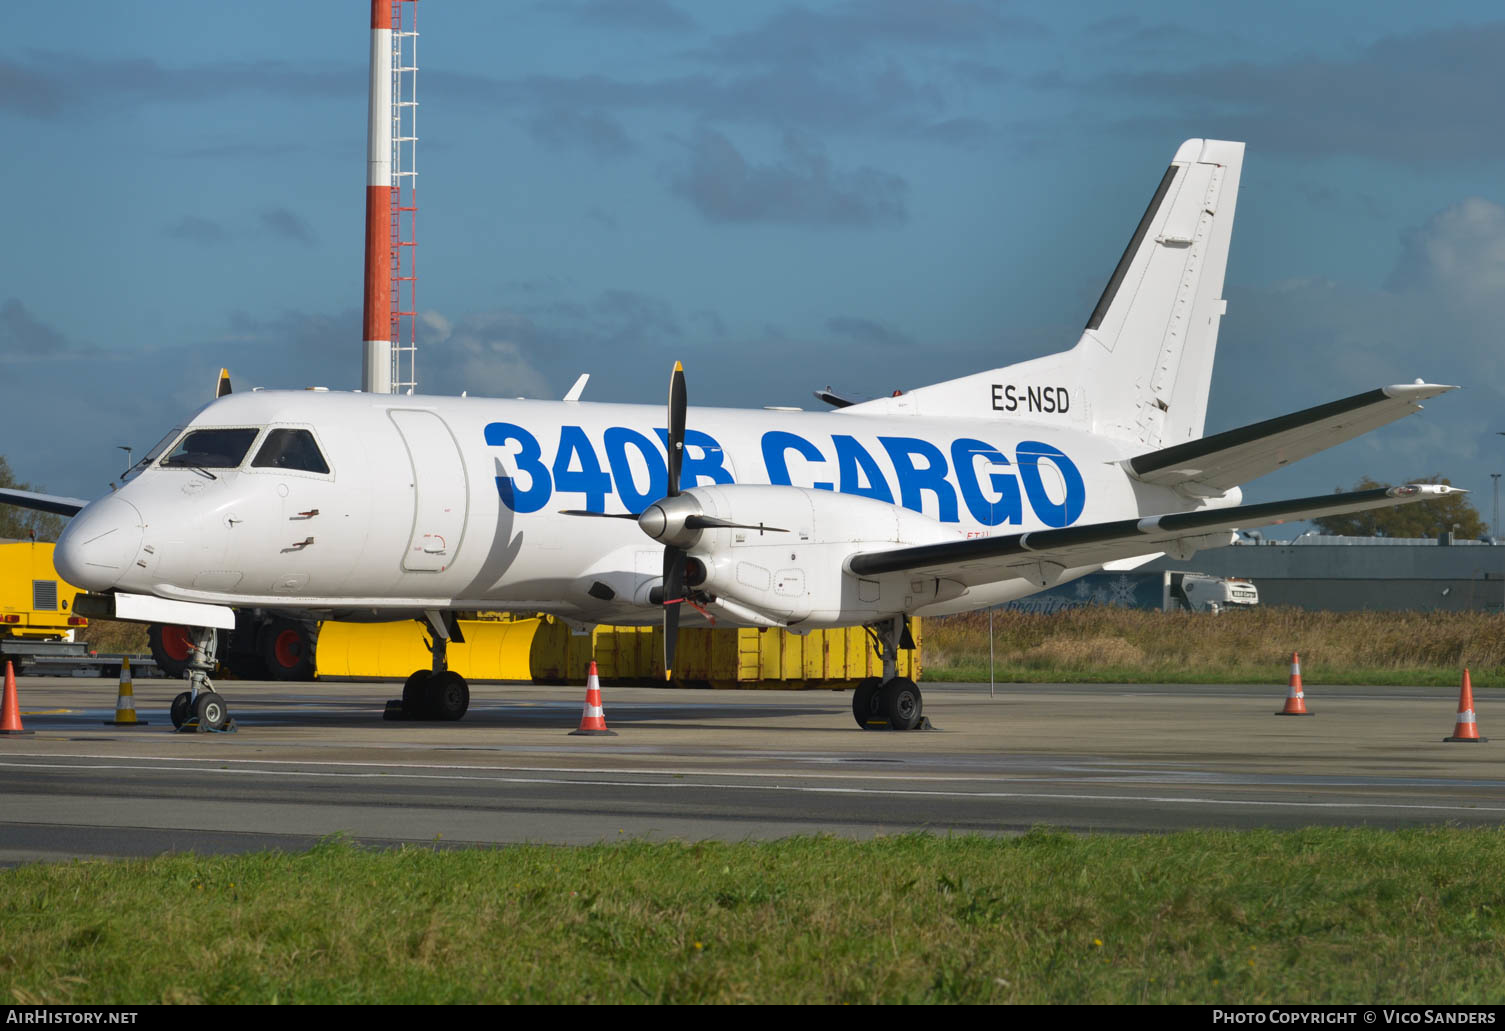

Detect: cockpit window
[160, 428, 260, 470]
[252, 428, 330, 474]
[123, 425, 185, 481]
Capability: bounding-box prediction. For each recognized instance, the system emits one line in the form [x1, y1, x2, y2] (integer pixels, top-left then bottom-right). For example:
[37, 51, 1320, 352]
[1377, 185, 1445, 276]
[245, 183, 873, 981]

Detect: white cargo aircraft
[0, 139, 1460, 732]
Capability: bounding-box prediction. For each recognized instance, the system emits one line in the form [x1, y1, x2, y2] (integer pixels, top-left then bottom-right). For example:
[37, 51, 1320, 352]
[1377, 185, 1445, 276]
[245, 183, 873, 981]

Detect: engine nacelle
[678, 484, 966, 627]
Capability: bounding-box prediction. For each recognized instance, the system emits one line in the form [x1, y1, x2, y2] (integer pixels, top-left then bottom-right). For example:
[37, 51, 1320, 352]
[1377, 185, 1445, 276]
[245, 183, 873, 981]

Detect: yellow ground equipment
[315, 615, 921, 688]
[0, 540, 90, 674]
[0, 540, 86, 639]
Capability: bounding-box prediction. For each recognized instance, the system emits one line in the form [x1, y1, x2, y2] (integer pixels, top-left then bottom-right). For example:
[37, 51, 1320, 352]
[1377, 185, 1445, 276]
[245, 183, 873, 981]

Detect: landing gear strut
[386, 611, 470, 721]
[853, 616, 928, 731]
[168, 625, 235, 733]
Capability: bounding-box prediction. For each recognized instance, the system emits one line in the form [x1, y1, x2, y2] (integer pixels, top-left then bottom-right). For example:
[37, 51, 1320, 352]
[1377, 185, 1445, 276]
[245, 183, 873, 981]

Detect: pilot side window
[252, 428, 330, 474]
[160, 428, 261, 469]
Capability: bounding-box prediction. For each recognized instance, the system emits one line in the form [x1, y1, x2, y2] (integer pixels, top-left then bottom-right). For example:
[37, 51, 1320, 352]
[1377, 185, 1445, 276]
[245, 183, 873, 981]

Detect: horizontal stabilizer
[814, 387, 859, 409]
[0, 487, 89, 518]
[846, 484, 1460, 586]
[1127, 383, 1457, 494]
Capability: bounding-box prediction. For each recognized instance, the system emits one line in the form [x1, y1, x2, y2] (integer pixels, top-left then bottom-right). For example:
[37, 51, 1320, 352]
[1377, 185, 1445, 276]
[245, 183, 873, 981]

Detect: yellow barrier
[315, 617, 921, 688]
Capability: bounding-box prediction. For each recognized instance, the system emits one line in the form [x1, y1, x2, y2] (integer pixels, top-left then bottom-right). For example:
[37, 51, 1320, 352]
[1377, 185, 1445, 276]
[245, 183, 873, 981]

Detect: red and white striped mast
[361, 1, 394, 394]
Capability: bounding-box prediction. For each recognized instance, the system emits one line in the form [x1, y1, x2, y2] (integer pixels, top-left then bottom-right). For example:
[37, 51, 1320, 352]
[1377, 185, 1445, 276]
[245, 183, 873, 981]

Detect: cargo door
[390, 410, 469, 572]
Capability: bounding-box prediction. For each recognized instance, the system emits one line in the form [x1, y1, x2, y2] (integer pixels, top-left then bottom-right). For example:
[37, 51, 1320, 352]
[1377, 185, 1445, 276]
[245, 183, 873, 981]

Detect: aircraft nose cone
[54, 496, 145, 592]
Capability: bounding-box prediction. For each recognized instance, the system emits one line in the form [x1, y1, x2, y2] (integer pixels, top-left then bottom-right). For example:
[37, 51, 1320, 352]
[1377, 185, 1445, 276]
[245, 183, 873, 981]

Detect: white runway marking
[2, 755, 1501, 816]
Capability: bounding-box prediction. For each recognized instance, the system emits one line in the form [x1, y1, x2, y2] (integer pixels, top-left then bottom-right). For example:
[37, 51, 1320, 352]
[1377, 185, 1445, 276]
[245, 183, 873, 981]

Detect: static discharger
[1444, 669, 1487, 743]
[1275, 652, 1311, 716]
[105, 656, 148, 726]
[570, 661, 617, 737]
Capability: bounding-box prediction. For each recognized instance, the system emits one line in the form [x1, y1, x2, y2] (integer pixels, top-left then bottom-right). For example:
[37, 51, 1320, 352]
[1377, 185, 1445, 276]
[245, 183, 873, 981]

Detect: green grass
[5, 831, 1505, 1004]
[923, 608, 1505, 685]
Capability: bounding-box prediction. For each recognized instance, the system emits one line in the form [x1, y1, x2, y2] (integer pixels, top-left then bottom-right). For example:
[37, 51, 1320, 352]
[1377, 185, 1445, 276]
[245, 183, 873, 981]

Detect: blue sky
[4, 0, 1505, 534]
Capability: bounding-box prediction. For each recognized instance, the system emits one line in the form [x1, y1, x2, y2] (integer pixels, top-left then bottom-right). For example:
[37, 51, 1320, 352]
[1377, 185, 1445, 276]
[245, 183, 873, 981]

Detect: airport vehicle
[0, 539, 88, 674]
[1169, 572, 1258, 613]
[0, 139, 1461, 732]
[1002, 570, 1257, 614]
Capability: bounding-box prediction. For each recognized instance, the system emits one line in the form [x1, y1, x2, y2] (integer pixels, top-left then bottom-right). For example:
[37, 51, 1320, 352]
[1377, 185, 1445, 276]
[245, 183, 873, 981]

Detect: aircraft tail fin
[841, 139, 1244, 450]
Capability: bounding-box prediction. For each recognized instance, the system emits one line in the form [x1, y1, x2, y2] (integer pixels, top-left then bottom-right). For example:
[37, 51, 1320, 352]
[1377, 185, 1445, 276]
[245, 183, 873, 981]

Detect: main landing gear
[167, 625, 236, 733]
[852, 616, 929, 731]
[386, 611, 471, 721]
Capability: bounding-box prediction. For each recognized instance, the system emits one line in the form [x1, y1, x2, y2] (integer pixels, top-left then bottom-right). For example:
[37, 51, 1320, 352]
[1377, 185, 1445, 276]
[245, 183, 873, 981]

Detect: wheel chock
[175, 717, 238, 734]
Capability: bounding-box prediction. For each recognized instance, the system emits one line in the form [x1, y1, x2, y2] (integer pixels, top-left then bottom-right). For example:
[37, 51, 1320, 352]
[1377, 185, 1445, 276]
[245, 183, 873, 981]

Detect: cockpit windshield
[122, 425, 185, 481]
[159, 428, 261, 470]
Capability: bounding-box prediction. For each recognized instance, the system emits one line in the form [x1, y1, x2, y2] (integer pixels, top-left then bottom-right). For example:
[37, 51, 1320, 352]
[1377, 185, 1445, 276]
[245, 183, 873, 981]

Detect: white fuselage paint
[54, 390, 1239, 629]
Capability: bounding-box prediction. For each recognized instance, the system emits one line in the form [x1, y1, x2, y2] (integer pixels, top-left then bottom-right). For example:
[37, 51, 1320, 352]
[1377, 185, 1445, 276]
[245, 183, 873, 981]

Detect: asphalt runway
[1, 674, 1501, 864]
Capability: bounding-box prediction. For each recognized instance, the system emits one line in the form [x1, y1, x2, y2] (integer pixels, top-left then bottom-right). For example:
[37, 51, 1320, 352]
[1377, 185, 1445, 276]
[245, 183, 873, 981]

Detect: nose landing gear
[168, 626, 236, 733]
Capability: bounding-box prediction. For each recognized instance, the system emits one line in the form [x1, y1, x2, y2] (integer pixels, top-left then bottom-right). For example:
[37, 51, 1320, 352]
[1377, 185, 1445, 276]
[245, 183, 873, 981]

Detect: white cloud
[1389, 197, 1505, 303]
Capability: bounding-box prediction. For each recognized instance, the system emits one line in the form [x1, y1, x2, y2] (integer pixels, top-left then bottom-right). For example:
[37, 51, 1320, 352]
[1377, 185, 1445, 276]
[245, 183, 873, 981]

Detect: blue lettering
[879, 436, 958, 522]
[833, 435, 893, 503]
[655, 428, 734, 488]
[551, 425, 612, 512]
[1016, 440, 1085, 527]
[485, 422, 552, 514]
[761, 431, 834, 491]
[604, 427, 667, 513]
[950, 438, 1022, 526]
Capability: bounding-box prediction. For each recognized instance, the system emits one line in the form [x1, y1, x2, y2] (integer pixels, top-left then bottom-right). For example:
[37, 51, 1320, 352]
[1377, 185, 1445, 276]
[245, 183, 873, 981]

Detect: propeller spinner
[559, 362, 786, 680]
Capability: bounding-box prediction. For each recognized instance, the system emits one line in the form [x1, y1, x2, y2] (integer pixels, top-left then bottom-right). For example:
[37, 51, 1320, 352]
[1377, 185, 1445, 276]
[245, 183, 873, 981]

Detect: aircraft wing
[846, 484, 1460, 587]
[1127, 383, 1456, 495]
[0, 487, 89, 518]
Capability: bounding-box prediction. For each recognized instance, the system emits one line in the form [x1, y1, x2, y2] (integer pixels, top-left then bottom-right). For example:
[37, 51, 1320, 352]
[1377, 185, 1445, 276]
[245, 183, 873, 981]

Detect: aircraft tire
[851, 677, 883, 729]
[170, 691, 192, 729]
[149, 624, 197, 680]
[261, 620, 316, 681]
[194, 692, 229, 732]
[402, 670, 434, 719]
[878, 677, 922, 731]
[427, 671, 470, 722]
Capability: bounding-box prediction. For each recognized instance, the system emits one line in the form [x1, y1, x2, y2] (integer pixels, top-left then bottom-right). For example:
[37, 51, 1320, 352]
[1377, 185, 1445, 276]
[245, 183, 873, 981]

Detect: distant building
[1141, 535, 1505, 611]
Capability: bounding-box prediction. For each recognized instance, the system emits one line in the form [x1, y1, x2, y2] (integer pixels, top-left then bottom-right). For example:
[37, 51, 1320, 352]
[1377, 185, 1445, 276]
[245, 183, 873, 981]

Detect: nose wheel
[169, 627, 237, 733]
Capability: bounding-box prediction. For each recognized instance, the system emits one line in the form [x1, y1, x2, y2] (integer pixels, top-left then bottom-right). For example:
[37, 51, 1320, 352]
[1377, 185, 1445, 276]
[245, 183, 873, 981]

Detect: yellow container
[316, 615, 921, 689]
[315, 618, 543, 680]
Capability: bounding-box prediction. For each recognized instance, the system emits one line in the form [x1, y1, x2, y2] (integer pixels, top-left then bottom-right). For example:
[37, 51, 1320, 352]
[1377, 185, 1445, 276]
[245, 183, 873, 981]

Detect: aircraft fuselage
[55, 389, 1229, 628]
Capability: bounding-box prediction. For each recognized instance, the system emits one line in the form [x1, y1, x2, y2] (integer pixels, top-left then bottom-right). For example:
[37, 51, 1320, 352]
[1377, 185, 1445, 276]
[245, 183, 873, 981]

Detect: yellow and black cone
[105, 657, 149, 726]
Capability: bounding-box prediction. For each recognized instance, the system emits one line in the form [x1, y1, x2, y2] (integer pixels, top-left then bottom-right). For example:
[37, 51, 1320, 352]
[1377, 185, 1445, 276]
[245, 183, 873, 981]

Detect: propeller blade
[667, 361, 686, 497]
[662, 544, 686, 680]
[557, 509, 640, 519]
[216, 368, 232, 398]
[684, 515, 788, 533]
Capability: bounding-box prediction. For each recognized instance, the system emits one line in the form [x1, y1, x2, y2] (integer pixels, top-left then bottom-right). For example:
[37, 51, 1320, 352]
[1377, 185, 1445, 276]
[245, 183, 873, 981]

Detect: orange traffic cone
[105, 657, 148, 726]
[570, 661, 617, 736]
[1, 660, 35, 736]
[1444, 669, 1487, 743]
[1275, 652, 1310, 715]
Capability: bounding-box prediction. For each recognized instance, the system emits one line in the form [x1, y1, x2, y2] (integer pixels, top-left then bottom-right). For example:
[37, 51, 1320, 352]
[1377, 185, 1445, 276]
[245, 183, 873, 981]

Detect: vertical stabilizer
[842, 139, 1244, 450]
[1082, 138, 1243, 446]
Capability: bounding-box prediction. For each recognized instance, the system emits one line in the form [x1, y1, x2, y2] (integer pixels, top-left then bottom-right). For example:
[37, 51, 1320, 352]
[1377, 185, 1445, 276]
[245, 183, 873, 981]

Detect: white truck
[1165, 572, 1259, 613]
